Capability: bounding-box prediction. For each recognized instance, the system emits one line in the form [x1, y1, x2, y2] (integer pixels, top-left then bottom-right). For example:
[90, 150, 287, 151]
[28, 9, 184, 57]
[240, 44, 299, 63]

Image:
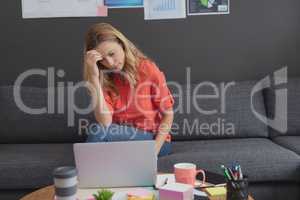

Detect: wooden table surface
[20, 185, 55, 200]
[20, 185, 254, 200]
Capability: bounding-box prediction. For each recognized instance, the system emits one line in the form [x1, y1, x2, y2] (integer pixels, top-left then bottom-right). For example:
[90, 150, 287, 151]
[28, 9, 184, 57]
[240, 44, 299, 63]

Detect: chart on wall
[144, 0, 186, 20]
[188, 0, 229, 15]
[21, 0, 107, 18]
[104, 0, 143, 8]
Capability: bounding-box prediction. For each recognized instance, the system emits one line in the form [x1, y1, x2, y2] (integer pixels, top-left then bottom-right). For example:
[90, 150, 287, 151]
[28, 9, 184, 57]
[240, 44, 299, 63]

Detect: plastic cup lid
[53, 166, 77, 179]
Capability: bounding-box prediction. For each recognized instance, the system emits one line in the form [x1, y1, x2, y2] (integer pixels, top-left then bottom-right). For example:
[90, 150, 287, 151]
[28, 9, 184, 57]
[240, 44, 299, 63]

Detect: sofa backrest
[0, 86, 94, 143]
[0, 80, 270, 143]
[170, 81, 269, 141]
[263, 78, 300, 137]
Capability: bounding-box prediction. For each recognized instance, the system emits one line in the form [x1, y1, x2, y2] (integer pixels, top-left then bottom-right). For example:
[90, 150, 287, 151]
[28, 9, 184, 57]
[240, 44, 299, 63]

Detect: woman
[83, 23, 174, 157]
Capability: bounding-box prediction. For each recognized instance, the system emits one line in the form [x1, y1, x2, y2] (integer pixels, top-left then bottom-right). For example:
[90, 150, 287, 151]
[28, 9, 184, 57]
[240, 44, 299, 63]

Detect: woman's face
[96, 40, 125, 71]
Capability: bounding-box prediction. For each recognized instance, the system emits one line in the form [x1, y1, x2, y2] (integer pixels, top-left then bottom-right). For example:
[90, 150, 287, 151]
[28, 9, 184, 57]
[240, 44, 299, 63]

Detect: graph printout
[144, 0, 186, 20]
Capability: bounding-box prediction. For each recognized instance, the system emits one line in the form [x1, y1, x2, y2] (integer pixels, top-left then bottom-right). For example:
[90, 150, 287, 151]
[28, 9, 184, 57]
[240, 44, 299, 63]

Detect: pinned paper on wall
[104, 0, 143, 8]
[188, 0, 230, 15]
[97, 5, 108, 16]
[21, 0, 107, 19]
[144, 0, 186, 20]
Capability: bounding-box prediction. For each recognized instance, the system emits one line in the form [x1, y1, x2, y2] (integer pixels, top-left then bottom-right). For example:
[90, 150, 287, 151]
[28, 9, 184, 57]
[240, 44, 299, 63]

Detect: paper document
[104, 0, 143, 8]
[144, 0, 186, 20]
[187, 0, 230, 15]
[194, 189, 208, 197]
[22, 0, 107, 18]
[77, 187, 158, 200]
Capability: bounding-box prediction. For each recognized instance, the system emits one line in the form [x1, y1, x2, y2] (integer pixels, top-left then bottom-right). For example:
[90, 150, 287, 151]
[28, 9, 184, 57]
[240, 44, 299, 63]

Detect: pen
[232, 163, 238, 178]
[238, 165, 243, 179]
[228, 168, 236, 181]
[221, 165, 232, 181]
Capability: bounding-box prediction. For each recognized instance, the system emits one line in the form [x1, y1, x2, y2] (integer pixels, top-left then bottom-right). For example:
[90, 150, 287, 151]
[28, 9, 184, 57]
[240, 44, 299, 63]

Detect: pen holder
[226, 176, 248, 200]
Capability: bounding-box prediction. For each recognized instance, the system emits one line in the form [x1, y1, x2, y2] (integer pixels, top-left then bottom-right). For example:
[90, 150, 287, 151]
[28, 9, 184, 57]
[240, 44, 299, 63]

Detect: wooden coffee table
[21, 170, 254, 200]
[20, 185, 55, 200]
[20, 185, 254, 200]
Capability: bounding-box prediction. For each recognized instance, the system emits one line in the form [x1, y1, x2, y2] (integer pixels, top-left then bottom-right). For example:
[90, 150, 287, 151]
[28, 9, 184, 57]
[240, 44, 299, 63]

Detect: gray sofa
[0, 78, 299, 200]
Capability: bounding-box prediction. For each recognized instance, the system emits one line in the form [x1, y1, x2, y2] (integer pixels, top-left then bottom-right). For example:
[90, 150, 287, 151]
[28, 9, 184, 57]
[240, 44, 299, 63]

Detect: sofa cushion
[158, 138, 300, 182]
[0, 86, 94, 143]
[263, 78, 300, 137]
[272, 136, 300, 155]
[169, 81, 268, 141]
[0, 144, 75, 189]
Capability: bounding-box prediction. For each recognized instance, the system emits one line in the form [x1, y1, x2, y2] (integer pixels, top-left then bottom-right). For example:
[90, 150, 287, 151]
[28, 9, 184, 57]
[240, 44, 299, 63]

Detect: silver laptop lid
[73, 140, 157, 188]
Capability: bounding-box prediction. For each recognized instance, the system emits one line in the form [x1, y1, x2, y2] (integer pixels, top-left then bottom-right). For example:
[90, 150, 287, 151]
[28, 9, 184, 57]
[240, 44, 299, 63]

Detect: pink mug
[174, 163, 206, 186]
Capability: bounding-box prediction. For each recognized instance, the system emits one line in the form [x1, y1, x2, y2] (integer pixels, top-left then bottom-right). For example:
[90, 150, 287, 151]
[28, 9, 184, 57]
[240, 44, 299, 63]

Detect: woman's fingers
[87, 51, 102, 59]
[87, 50, 102, 57]
[95, 56, 102, 62]
[86, 53, 103, 65]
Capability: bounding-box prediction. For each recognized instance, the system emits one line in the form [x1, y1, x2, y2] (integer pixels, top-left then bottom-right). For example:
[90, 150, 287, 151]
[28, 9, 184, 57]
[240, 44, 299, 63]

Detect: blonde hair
[83, 23, 147, 97]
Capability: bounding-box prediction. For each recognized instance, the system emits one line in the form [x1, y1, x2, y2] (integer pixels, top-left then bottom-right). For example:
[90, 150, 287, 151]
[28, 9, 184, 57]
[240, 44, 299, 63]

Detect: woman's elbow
[95, 114, 112, 127]
[97, 119, 112, 127]
[163, 108, 174, 118]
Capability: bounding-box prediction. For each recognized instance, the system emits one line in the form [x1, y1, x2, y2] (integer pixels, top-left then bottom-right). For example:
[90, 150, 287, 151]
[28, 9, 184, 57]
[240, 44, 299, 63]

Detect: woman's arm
[85, 50, 112, 127]
[155, 108, 174, 155]
[88, 76, 112, 127]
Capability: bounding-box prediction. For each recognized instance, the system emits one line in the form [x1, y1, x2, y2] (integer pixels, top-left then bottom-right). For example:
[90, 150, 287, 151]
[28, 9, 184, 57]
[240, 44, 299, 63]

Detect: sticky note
[97, 5, 108, 16]
[127, 196, 154, 200]
[205, 187, 226, 196]
[127, 188, 155, 200]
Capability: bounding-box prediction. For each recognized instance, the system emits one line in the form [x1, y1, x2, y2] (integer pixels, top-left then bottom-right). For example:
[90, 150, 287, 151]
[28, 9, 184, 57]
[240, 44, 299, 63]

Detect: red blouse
[103, 59, 174, 141]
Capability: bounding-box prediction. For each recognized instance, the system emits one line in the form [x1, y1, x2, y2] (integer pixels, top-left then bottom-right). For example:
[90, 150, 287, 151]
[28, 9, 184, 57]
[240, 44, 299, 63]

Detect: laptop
[73, 141, 157, 188]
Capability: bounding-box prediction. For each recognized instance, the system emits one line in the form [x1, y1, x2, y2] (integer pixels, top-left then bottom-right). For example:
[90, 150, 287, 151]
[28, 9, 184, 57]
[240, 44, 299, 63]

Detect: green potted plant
[93, 189, 114, 200]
